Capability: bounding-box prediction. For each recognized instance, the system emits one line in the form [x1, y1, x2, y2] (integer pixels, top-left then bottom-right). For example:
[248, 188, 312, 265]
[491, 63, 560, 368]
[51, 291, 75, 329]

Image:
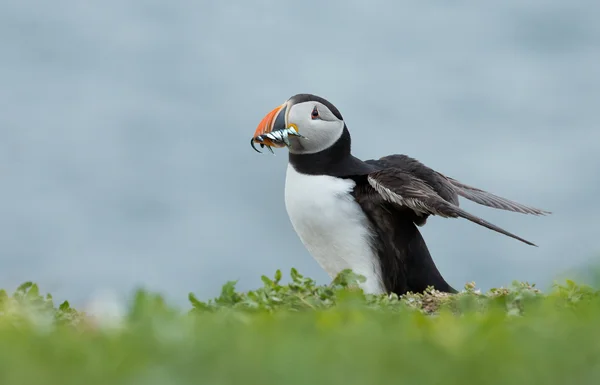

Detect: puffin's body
[252, 94, 549, 295]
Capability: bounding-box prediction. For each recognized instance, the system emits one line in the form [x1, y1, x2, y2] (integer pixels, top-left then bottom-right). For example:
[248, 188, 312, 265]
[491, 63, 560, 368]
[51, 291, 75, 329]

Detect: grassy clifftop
[1, 269, 599, 385]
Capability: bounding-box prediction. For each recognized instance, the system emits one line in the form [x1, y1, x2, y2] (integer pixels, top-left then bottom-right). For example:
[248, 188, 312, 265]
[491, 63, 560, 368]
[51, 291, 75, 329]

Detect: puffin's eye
[311, 106, 319, 120]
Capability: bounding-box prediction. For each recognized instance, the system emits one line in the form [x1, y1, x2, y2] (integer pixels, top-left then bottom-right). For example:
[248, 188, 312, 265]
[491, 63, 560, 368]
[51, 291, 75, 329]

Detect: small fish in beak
[250, 126, 305, 154]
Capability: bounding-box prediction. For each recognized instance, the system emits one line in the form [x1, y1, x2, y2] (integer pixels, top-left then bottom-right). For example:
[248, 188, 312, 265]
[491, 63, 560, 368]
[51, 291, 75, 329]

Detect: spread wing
[367, 168, 538, 246]
[365, 154, 550, 216]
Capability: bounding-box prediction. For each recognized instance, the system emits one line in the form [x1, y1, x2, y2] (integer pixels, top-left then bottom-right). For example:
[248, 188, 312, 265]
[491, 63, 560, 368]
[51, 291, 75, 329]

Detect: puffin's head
[251, 93, 345, 155]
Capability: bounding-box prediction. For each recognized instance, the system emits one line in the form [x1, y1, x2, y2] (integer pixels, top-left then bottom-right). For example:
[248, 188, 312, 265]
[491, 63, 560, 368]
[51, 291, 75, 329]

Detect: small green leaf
[16, 281, 33, 294]
[274, 269, 282, 283]
[59, 301, 70, 311]
[261, 275, 273, 287]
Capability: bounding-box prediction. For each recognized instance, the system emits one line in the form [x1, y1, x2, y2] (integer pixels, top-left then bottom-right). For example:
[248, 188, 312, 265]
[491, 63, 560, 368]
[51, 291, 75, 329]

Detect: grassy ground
[1, 269, 599, 385]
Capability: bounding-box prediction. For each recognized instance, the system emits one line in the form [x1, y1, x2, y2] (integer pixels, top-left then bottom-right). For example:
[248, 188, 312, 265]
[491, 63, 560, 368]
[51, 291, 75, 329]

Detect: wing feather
[366, 154, 550, 216]
[444, 176, 551, 215]
[367, 169, 537, 246]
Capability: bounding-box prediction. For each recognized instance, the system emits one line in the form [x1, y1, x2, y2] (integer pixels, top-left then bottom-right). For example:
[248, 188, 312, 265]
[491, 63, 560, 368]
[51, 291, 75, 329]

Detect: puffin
[250, 93, 550, 295]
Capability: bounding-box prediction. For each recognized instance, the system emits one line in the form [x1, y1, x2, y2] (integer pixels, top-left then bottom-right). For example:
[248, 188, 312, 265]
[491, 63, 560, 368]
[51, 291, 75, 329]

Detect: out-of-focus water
[1, 0, 599, 307]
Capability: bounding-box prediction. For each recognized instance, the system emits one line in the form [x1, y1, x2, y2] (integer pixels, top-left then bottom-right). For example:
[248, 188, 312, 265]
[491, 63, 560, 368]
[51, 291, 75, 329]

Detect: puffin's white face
[252, 96, 345, 155]
[285, 101, 345, 154]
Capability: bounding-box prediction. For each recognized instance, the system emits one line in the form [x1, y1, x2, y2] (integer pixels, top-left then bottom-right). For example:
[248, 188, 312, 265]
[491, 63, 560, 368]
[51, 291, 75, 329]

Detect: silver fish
[250, 127, 306, 154]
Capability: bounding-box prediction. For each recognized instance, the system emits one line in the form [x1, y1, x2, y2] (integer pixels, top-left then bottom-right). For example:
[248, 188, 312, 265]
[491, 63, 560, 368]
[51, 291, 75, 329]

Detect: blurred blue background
[1, 0, 599, 307]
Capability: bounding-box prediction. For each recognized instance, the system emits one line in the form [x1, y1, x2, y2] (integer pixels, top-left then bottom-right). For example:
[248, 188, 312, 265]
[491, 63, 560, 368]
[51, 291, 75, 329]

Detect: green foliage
[1, 268, 600, 385]
[0, 281, 83, 329]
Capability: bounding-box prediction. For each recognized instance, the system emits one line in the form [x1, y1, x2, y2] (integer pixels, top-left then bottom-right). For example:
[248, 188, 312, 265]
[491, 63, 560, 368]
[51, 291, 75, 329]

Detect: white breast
[284, 164, 385, 295]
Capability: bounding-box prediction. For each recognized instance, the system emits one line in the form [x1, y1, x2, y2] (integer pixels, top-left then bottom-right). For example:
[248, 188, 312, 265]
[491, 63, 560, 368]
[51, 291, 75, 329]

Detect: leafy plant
[1, 268, 600, 385]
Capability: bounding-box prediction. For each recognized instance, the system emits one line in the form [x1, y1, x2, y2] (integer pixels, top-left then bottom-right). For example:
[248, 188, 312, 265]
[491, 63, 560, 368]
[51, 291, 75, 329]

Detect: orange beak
[251, 103, 288, 150]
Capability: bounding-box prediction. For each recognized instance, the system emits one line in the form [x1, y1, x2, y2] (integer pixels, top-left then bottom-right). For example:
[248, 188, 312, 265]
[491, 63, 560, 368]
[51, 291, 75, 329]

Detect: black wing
[365, 154, 550, 216]
[365, 155, 459, 206]
[367, 168, 538, 246]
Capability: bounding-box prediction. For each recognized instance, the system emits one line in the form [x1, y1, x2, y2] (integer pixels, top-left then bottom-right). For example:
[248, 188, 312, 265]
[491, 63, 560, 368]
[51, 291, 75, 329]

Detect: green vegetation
[1, 269, 600, 385]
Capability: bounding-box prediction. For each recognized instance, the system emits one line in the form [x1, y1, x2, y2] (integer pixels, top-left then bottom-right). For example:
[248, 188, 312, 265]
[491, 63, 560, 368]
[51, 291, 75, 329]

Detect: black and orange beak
[251, 103, 289, 153]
